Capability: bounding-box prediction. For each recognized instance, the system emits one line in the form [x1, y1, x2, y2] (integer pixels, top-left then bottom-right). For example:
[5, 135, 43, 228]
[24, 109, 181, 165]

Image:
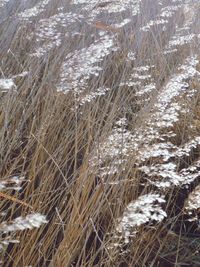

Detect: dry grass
[1, 0, 200, 266]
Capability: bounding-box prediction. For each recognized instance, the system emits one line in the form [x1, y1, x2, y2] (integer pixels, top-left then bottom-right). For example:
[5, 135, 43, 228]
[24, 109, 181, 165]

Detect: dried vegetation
[0, 0, 200, 266]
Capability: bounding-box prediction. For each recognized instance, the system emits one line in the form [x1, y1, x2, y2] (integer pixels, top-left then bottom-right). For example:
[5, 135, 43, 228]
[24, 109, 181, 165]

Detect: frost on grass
[119, 64, 156, 103]
[0, 0, 9, 8]
[137, 135, 200, 189]
[154, 56, 199, 112]
[106, 1, 200, 247]
[145, 56, 199, 133]
[168, 34, 197, 48]
[0, 214, 47, 250]
[0, 238, 19, 251]
[131, 56, 199, 147]
[30, 12, 84, 57]
[120, 64, 154, 88]
[91, 55, 199, 178]
[113, 18, 131, 29]
[160, 4, 181, 18]
[141, 19, 169, 32]
[135, 83, 156, 97]
[0, 79, 15, 92]
[18, 0, 51, 20]
[175, 137, 200, 158]
[90, 117, 135, 177]
[133, 55, 200, 189]
[138, 136, 200, 189]
[0, 176, 26, 191]
[0, 177, 47, 250]
[0, 213, 47, 233]
[138, 142, 176, 162]
[140, 3, 181, 32]
[77, 87, 110, 106]
[116, 194, 166, 244]
[141, 160, 200, 189]
[72, 0, 141, 17]
[164, 1, 200, 53]
[57, 34, 118, 94]
[185, 185, 200, 213]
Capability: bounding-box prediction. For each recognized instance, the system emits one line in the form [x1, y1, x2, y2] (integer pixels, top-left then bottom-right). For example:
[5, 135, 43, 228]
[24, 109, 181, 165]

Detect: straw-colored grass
[1, 0, 200, 266]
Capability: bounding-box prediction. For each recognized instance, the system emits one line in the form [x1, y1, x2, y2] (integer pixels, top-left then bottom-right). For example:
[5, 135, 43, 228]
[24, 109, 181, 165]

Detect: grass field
[1, 0, 200, 266]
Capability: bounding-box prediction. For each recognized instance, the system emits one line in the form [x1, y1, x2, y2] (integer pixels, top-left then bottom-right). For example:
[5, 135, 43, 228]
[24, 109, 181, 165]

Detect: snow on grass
[72, 0, 141, 16]
[185, 185, 200, 211]
[141, 18, 169, 32]
[0, 0, 9, 8]
[0, 78, 16, 92]
[30, 12, 84, 57]
[18, 0, 51, 20]
[116, 194, 166, 244]
[90, 117, 135, 177]
[77, 86, 110, 106]
[140, 2, 182, 33]
[57, 33, 118, 94]
[164, 1, 200, 53]
[0, 176, 27, 191]
[0, 213, 47, 233]
[93, 55, 199, 186]
[140, 160, 200, 189]
[113, 18, 131, 29]
[134, 56, 200, 188]
[120, 64, 155, 89]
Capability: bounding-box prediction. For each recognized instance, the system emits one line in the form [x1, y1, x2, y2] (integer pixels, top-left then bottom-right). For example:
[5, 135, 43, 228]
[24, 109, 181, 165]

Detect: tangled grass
[1, 0, 200, 266]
